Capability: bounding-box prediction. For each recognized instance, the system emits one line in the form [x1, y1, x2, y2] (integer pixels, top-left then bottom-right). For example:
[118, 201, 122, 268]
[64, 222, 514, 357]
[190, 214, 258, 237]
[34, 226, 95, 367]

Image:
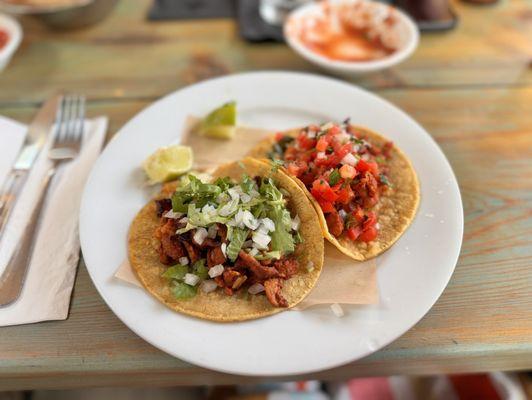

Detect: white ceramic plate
[80, 72, 463, 376]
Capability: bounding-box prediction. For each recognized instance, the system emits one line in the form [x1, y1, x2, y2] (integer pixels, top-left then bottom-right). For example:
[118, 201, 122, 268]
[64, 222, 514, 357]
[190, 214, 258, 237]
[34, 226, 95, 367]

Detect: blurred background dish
[0, 0, 118, 29]
[0, 12, 21, 72]
[284, 0, 419, 75]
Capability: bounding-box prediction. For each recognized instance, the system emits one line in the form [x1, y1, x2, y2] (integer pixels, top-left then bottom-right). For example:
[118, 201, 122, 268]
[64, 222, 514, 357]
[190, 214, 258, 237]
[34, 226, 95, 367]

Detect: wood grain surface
[0, 0, 531, 390]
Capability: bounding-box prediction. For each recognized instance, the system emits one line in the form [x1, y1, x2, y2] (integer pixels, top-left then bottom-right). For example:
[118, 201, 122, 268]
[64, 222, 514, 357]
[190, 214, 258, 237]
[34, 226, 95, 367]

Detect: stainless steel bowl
[0, 0, 118, 29]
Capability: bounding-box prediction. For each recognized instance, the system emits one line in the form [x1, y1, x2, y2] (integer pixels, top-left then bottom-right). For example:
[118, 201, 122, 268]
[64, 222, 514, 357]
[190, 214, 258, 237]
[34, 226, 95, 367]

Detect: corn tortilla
[128, 158, 324, 322]
[247, 126, 420, 261]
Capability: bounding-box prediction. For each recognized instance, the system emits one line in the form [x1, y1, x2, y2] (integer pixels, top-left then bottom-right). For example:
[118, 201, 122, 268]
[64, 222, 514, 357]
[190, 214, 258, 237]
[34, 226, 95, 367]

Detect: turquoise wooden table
[0, 0, 530, 390]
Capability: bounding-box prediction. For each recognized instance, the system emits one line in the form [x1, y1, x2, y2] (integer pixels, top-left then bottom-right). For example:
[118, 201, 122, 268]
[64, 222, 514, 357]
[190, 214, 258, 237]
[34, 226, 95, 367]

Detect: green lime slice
[142, 145, 193, 184]
[196, 101, 236, 140]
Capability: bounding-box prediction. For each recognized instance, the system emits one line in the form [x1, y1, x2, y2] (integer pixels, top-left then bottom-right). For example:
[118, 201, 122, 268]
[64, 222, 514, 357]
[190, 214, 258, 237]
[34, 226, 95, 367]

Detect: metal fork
[0, 94, 85, 307]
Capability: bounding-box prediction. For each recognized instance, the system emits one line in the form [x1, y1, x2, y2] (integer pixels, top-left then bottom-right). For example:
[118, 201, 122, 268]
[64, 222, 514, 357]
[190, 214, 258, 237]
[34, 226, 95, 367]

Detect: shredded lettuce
[268, 207, 295, 254]
[226, 227, 249, 262]
[168, 172, 299, 264]
[162, 265, 189, 280]
[259, 177, 283, 203]
[187, 203, 229, 227]
[214, 176, 233, 191]
[193, 260, 208, 280]
[240, 174, 255, 194]
[172, 282, 197, 299]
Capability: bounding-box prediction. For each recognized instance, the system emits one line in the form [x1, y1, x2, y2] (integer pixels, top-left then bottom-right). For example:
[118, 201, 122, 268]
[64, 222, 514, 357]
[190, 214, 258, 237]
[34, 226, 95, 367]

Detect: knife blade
[0, 93, 62, 238]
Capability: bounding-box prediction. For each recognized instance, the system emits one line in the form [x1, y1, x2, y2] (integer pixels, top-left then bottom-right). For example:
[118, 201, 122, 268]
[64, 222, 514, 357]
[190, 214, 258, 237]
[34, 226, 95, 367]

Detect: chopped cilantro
[379, 173, 393, 187]
[329, 169, 341, 186]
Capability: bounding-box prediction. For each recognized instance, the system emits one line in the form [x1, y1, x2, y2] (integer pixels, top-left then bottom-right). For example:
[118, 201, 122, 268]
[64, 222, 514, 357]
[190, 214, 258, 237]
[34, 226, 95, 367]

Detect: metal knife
[0, 93, 62, 239]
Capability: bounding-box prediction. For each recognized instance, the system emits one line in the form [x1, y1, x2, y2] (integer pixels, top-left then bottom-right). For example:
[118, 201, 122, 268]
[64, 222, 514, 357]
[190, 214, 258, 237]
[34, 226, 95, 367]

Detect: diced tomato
[300, 150, 314, 163]
[336, 185, 354, 204]
[352, 207, 365, 223]
[316, 136, 329, 152]
[328, 125, 341, 135]
[347, 226, 362, 241]
[297, 132, 316, 150]
[339, 164, 357, 179]
[317, 199, 335, 213]
[312, 179, 329, 192]
[274, 132, 284, 141]
[286, 163, 299, 177]
[286, 160, 308, 177]
[330, 143, 352, 165]
[284, 146, 297, 161]
[356, 159, 379, 176]
[314, 153, 330, 167]
[364, 211, 377, 229]
[359, 226, 378, 242]
[311, 179, 338, 202]
[299, 172, 315, 186]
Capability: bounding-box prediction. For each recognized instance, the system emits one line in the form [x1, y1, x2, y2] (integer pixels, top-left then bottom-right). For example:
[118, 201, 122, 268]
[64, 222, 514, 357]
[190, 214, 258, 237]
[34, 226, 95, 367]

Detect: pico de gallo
[0, 29, 9, 51]
[268, 121, 393, 243]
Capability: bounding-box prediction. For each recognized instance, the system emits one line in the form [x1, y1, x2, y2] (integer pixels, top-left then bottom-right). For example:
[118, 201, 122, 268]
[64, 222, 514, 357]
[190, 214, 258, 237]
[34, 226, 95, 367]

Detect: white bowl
[0, 13, 22, 72]
[284, 0, 419, 76]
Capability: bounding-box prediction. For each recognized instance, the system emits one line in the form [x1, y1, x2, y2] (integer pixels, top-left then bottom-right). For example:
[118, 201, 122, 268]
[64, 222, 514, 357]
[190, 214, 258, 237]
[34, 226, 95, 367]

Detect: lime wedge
[196, 101, 236, 140]
[142, 145, 193, 184]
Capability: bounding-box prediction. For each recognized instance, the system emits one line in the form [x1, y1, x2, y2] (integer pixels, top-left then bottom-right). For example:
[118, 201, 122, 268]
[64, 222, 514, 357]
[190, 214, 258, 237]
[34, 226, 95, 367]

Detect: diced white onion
[291, 215, 301, 231]
[227, 187, 241, 202]
[261, 217, 276, 233]
[208, 264, 224, 278]
[341, 153, 358, 166]
[201, 279, 218, 293]
[337, 132, 351, 144]
[249, 189, 260, 199]
[256, 224, 269, 235]
[306, 261, 315, 272]
[252, 231, 271, 249]
[179, 257, 189, 265]
[316, 152, 326, 160]
[221, 242, 227, 257]
[217, 192, 229, 204]
[218, 199, 238, 216]
[193, 227, 208, 245]
[163, 210, 182, 219]
[242, 210, 259, 230]
[240, 193, 251, 203]
[338, 209, 347, 220]
[307, 130, 316, 139]
[321, 122, 333, 131]
[202, 204, 217, 220]
[248, 283, 265, 295]
[248, 247, 259, 256]
[330, 303, 344, 317]
[233, 209, 244, 227]
[184, 273, 200, 286]
[207, 224, 218, 239]
[361, 153, 370, 161]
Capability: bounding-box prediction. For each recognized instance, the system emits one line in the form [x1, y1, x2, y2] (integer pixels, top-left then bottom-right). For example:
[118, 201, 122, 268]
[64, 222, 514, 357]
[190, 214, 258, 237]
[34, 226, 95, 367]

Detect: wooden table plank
[0, 86, 530, 390]
[0, 0, 530, 104]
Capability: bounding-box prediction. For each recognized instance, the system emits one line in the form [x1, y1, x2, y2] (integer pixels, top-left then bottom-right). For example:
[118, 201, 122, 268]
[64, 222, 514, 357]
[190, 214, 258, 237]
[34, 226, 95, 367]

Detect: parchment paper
[114, 117, 378, 308]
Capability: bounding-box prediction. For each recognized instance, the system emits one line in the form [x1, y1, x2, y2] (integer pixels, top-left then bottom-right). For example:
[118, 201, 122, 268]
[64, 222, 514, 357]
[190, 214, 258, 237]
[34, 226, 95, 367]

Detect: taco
[128, 158, 324, 322]
[247, 121, 419, 261]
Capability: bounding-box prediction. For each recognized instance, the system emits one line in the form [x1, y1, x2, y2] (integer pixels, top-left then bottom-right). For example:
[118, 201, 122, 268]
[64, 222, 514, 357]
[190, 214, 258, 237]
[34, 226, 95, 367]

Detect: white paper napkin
[0, 115, 107, 326]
